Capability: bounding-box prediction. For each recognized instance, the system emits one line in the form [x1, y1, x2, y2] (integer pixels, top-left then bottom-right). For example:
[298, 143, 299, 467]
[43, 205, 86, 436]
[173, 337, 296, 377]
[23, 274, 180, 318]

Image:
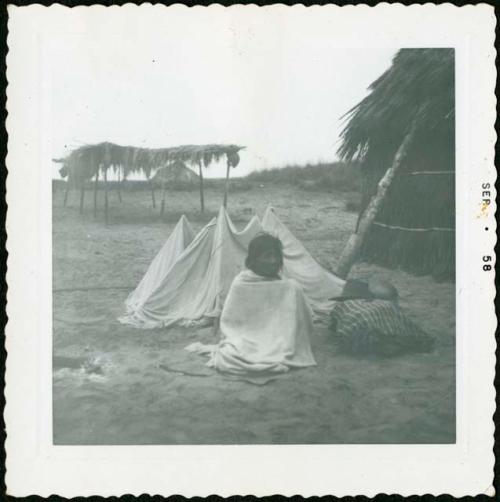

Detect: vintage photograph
[6, 4, 496, 497]
[50, 27, 455, 444]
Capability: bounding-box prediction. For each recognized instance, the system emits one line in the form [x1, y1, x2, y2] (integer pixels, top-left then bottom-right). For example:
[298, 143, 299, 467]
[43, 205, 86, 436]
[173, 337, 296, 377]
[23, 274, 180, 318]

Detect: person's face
[253, 248, 281, 277]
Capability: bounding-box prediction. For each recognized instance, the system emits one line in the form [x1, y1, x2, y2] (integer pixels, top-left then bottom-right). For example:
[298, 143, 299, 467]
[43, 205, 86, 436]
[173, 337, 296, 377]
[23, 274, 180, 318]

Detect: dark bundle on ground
[328, 299, 435, 357]
[338, 48, 455, 280]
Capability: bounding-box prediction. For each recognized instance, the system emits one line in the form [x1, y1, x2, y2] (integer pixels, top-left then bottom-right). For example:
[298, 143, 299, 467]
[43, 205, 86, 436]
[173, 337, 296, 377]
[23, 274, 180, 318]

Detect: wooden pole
[104, 167, 109, 226]
[149, 176, 156, 209]
[223, 158, 231, 208]
[117, 166, 122, 203]
[79, 183, 85, 215]
[160, 173, 167, 217]
[63, 180, 70, 207]
[336, 126, 416, 279]
[198, 160, 205, 213]
[93, 168, 99, 218]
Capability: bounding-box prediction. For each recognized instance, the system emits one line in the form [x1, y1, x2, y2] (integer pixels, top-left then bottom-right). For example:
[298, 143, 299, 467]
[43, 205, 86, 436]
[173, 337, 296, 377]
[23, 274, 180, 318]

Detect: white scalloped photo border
[4, 3, 497, 497]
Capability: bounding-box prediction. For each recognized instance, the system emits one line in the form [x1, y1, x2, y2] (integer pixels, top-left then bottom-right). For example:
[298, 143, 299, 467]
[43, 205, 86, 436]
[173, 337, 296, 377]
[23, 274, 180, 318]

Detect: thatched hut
[152, 160, 199, 186]
[338, 48, 455, 280]
[56, 142, 243, 222]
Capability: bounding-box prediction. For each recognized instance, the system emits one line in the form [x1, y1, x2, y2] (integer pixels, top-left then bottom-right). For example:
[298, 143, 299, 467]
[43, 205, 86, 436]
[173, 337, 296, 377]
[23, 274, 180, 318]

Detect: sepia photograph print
[51, 48, 455, 446]
[5, 4, 496, 498]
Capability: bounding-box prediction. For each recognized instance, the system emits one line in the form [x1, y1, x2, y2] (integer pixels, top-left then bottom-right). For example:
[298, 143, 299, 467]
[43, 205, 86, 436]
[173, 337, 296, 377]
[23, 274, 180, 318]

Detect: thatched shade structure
[338, 48, 455, 279]
[56, 142, 244, 221]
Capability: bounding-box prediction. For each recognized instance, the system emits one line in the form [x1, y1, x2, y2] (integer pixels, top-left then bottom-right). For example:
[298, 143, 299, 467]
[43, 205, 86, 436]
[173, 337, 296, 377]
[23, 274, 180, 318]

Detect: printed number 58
[483, 255, 492, 271]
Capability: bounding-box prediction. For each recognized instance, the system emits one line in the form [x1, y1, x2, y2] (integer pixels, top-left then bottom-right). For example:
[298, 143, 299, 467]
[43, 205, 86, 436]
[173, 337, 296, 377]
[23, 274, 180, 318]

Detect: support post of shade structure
[79, 184, 85, 215]
[198, 160, 205, 213]
[117, 166, 122, 203]
[149, 176, 156, 209]
[104, 167, 109, 226]
[93, 168, 99, 218]
[63, 181, 70, 207]
[223, 158, 231, 208]
[160, 173, 167, 217]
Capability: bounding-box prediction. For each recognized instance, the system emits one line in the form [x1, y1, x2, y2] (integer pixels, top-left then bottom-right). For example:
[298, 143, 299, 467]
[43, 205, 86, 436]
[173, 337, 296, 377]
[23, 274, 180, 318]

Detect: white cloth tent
[119, 206, 345, 329]
[124, 214, 196, 315]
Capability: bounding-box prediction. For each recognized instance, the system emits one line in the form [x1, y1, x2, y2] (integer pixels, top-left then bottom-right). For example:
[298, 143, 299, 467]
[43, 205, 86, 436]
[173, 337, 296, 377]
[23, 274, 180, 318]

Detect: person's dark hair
[245, 233, 283, 275]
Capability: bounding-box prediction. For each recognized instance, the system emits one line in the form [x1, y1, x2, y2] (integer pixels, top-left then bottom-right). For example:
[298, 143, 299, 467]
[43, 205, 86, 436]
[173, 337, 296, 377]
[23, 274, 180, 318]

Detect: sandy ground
[53, 184, 455, 444]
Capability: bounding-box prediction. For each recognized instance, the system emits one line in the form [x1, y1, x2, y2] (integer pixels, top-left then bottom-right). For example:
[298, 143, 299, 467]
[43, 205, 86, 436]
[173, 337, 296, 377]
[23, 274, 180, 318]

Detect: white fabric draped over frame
[119, 206, 345, 329]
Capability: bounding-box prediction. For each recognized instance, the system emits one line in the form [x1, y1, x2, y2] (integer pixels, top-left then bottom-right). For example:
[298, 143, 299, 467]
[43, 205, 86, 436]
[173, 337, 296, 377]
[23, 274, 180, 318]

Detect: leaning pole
[198, 160, 205, 213]
[223, 157, 231, 208]
[336, 125, 416, 279]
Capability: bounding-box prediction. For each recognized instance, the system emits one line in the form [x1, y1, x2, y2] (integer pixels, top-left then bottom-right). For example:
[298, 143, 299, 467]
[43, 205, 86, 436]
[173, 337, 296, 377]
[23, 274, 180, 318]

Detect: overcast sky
[46, 8, 397, 178]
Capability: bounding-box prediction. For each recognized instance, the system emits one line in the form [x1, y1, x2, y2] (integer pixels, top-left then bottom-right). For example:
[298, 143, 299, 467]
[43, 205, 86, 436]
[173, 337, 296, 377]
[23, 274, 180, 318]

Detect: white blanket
[186, 270, 317, 374]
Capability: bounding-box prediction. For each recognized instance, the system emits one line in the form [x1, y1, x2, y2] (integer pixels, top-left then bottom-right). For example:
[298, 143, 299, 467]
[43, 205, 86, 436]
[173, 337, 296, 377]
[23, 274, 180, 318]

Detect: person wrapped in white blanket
[186, 233, 317, 374]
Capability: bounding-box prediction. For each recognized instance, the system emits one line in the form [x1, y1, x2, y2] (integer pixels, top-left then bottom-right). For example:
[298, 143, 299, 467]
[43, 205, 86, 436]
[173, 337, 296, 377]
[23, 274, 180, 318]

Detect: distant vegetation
[53, 161, 361, 194]
[246, 161, 360, 193]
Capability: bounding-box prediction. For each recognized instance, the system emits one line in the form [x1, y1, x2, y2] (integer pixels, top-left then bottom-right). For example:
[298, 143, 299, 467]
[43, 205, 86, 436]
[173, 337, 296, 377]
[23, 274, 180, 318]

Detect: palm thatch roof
[338, 48, 454, 165]
[56, 142, 244, 182]
[337, 49, 455, 280]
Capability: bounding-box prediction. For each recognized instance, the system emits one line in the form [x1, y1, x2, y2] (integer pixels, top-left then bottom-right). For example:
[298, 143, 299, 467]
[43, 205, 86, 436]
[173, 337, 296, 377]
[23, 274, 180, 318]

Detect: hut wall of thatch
[339, 49, 455, 280]
[361, 130, 455, 279]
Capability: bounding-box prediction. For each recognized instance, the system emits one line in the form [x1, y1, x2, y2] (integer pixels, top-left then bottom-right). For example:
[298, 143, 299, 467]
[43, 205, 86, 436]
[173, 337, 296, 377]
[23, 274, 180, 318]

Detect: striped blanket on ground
[329, 299, 434, 356]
